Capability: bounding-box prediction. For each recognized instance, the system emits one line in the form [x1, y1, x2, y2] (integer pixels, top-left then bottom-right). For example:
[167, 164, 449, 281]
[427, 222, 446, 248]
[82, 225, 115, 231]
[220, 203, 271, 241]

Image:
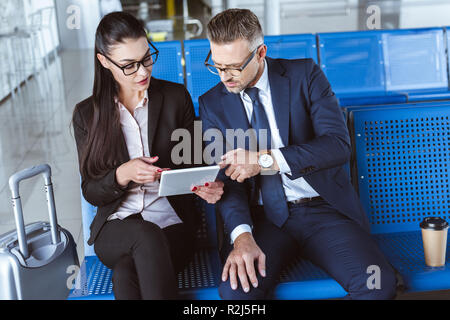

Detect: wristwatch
[258, 150, 275, 171]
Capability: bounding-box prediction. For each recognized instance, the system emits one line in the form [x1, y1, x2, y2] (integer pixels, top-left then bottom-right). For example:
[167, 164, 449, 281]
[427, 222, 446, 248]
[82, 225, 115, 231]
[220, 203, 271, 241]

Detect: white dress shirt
[107, 91, 183, 228]
[230, 59, 320, 243]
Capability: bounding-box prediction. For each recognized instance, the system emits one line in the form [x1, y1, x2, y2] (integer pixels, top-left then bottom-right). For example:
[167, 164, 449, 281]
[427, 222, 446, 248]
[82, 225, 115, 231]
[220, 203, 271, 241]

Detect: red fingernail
[192, 187, 198, 192]
[157, 169, 162, 172]
[205, 183, 210, 187]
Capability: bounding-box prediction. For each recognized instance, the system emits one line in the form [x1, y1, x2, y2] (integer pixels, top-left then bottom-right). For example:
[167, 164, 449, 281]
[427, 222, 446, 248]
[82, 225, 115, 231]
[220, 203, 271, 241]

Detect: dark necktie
[245, 87, 289, 228]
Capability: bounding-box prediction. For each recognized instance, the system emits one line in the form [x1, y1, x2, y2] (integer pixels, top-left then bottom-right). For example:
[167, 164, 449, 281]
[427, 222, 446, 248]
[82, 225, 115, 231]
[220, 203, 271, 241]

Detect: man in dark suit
[199, 9, 397, 300]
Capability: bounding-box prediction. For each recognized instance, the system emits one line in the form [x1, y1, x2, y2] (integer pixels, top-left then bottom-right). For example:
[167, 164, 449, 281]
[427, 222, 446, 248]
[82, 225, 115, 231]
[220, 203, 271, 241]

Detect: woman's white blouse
[107, 91, 183, 228]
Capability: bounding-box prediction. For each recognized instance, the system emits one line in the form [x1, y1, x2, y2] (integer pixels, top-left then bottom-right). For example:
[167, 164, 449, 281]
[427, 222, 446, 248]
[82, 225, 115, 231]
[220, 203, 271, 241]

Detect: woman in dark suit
[72, 12, 223, 300]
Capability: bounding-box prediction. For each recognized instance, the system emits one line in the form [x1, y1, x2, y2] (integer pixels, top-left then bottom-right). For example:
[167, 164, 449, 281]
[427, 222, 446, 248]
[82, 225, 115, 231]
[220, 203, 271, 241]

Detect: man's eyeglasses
[103, 40, 159, 76]
[204, 44, 263, 77]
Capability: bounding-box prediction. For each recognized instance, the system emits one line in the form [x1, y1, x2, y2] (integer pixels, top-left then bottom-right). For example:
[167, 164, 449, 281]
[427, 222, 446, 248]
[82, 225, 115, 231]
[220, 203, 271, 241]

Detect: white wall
[55, 0, 101, 50]
[226, 0, 359, 34]
[400, 0, 450, 28]
[226, 0, 450, 34]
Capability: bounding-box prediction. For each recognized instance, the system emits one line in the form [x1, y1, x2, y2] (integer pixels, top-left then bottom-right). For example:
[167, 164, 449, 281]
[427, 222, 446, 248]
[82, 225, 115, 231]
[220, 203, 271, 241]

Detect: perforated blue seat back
[382, 28, 448, 92]
[346, 100, 450, 114]
[351, 104, 450, 234]
[151, 41, 184, 84]
[265, 34, 318, 62]
[318, 31, 386, 97]
[184, 39, 220, 115]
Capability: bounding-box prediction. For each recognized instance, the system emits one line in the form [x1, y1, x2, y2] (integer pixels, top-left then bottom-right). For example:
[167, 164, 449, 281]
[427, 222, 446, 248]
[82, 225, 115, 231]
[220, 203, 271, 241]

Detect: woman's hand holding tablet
[158, 166, 222, 200]
[191, 180, 225, 204]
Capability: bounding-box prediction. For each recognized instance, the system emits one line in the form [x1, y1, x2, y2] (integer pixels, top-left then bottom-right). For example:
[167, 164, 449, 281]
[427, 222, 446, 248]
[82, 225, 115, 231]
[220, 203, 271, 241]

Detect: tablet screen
[158, 165, 220, 197]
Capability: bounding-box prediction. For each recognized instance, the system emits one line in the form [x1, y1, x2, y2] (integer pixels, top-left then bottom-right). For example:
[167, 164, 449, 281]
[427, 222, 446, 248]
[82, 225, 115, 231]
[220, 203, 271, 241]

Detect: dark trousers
[94, 214, 195, 300]
[219, 198, 397, 300]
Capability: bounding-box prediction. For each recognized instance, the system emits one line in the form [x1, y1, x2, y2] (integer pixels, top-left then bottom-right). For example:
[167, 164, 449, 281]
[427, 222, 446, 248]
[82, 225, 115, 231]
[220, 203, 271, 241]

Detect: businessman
[199, 9, 397, 300]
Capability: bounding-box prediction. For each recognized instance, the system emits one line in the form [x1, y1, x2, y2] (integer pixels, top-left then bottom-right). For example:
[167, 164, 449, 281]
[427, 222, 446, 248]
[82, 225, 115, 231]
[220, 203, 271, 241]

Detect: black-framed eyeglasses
[204, 44, 263, 77]
[103, 40, 159, 76]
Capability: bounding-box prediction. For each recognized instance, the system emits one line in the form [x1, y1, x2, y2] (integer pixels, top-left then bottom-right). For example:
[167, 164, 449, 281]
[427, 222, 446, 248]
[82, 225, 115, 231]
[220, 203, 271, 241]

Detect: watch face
[259, 154, 274, 168]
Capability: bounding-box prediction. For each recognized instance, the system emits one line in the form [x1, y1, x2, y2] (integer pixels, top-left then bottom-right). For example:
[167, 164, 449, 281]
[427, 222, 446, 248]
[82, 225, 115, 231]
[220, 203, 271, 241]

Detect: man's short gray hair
[206, 9, 264, 51]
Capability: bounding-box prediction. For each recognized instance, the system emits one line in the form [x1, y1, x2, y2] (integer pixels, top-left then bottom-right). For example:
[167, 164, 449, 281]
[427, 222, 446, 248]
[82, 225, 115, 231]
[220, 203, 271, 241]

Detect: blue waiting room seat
[349, 103, 450, 292]
[69, 191, 350, 300]
[317, 30, 407, 107]
[264, 33, 318, 62]
[67, 105, 450, 299]
[184, 39, 219, 116]
[151, 40, 184, 85]
[382, 28, 450, 102]
[344, 99, 450, 123]
[68, 196, 223, 300]
[150, 29, 450, 112]
[318, 28, 450, 107]
[68, 106, 450, 300]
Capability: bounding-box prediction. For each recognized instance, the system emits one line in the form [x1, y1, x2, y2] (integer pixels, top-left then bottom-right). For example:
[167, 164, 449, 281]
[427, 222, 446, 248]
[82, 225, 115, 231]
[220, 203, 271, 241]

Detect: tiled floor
[0, 49, 95, 263]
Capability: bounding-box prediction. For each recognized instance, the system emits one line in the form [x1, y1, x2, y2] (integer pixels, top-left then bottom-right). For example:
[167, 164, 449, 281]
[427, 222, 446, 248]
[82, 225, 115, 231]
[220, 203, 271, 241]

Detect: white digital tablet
[158, 165, 221, 197]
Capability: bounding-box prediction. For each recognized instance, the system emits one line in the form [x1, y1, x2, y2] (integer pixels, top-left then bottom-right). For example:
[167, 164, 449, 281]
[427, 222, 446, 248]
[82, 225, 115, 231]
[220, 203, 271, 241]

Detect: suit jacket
[199, 57, 370, 237]
[73, 78, 200, 246]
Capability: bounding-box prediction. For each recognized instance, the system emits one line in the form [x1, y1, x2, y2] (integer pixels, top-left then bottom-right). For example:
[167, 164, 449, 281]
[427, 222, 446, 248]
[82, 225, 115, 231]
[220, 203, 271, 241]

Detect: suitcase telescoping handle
[8, 164, 61, 259]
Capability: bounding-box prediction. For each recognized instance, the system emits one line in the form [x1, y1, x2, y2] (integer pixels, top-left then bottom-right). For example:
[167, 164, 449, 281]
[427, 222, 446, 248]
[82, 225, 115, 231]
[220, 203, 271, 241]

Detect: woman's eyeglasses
[103, 40, 159, 76]
[204, 44, 263, 77]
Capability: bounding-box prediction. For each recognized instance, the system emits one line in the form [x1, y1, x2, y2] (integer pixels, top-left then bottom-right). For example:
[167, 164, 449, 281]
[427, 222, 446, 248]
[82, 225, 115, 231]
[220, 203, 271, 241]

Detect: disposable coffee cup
[420, 217, 448, 267]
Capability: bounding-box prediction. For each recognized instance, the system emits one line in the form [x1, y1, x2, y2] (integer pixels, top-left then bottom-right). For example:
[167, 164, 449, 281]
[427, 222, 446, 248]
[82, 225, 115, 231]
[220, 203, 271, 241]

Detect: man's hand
[219, 149, 280, 182]
[219, 149, 261, 183]
[222, 232, 266, 293]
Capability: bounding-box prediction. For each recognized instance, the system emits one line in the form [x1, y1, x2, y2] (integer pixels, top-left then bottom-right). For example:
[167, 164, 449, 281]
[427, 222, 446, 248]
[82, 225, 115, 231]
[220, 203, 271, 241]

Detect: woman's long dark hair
[78, 12, 147, 179]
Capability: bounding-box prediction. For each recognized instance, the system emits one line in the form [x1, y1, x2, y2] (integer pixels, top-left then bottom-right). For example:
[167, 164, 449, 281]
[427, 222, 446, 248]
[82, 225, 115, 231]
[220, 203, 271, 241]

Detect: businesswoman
[72, 12, 224, 300]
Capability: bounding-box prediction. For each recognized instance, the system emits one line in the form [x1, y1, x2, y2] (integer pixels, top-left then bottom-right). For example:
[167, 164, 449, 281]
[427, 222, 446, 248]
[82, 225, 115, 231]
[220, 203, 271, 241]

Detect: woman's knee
[134, 221, 169, 251]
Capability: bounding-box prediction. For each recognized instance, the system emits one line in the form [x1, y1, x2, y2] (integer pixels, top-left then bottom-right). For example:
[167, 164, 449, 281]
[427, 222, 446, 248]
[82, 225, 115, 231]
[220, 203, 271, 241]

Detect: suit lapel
[267, 58, 290, 147]
[147, 78, 163, 155]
